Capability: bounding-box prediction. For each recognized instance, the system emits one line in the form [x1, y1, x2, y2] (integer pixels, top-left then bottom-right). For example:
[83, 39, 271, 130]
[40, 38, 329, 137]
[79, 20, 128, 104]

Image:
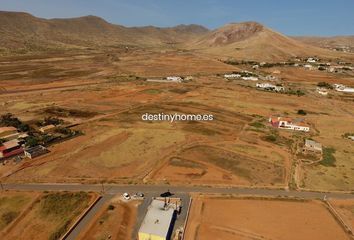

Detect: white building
[138, 199, 177, 240]
[224, 74, 241, 79]
[242, 76, 258, 81]
[304, 64, 314, 70]
[269, 116, 310, 132]
[304, 139, 322, 153]
[256, 83, 284, 92]
[334, 84, 354, 93]
[166, 76, 183, 83]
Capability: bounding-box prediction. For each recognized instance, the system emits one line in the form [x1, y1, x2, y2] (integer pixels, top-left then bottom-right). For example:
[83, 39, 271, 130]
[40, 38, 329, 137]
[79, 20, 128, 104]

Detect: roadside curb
[60, 194, 102, 240]
[181, 197, 193, 240]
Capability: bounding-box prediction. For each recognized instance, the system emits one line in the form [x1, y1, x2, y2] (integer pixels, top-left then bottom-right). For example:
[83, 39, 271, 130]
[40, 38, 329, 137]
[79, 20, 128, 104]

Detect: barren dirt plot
[185, 196, 350, 240]
[0, 191, 39, 232]
[115, 51, 238, 76]
[153, 157, 251, 186]
[0, 47, 353, 191]
[331, 200, 354, 231]
[2, 192, 95, 240]
[78, 198, 139, 240]
[177, 145, 286, 186]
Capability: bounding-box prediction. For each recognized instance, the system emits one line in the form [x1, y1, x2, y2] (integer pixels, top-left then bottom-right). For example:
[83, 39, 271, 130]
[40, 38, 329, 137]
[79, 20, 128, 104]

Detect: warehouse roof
[139, 199, 175, 238]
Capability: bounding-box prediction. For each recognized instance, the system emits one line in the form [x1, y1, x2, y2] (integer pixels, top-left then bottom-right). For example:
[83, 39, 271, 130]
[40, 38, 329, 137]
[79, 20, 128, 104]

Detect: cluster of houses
[146, 76, 193, 83]
[0, 127, 27, 160]
[256, 83, 284, 92]
[303, 60, 354, 74]
[269, 116, 310, 132]
[316, 84, 354, 96]
[224, 71, 278, 82]
[224, 72, 258, 81]
[0, 126, 49, 162]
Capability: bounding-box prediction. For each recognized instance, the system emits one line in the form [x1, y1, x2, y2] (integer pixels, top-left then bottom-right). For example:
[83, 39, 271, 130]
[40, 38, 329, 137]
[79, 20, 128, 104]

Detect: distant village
[221, 56, 354, 96]
[0, 114, 81, 164]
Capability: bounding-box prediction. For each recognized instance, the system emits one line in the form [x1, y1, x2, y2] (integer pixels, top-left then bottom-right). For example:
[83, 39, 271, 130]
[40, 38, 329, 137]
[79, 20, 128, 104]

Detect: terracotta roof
[0, 139, 20, 151]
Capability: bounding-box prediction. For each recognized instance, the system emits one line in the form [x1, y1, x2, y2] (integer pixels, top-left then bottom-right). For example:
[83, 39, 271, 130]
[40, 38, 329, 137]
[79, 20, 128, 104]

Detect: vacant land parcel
[185, 196, 350, 240]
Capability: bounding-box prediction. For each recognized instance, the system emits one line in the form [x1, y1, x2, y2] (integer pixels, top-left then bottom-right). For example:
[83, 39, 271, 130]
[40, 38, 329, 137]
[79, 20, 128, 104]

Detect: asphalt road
[3, 183, 354, 199]
[3, 183, 354, 240]
[65, 194, 114, 240]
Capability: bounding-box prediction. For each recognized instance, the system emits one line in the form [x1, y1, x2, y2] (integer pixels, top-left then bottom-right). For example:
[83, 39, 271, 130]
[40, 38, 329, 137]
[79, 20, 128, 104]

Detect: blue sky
[1, 0, 354, 36]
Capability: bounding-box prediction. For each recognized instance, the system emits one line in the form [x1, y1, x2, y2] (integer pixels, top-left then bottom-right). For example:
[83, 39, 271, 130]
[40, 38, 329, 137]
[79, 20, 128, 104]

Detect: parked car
[122, 193, 131, 200]
[132, 192, 144, 199]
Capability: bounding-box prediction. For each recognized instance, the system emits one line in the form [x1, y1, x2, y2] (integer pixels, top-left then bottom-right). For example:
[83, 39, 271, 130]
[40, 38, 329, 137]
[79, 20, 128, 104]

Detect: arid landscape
[0, 7, 354, 240]
[185, 195, 352, 240]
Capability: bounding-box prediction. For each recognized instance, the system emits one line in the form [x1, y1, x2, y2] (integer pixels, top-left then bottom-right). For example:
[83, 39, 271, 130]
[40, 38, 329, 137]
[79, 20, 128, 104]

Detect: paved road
[65, 194, 114, 240]
[3, 183, 354, 199]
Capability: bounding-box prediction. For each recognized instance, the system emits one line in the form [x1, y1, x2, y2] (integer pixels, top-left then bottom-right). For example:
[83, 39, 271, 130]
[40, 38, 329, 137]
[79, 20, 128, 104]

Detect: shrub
[342, 133, 354, 138]
[0, 113, 30, 132]
[265, 134, 277, 142]
[249, 121, 265, 128]
[107, 204, 115, 211]
[25, 136, 39, 147]
[49, 220, 71, 240]
[297, 109, 307, 115]
[320, 147, 336, 167]
[317, 82, 333, 89]
[1, 211, 18, 225]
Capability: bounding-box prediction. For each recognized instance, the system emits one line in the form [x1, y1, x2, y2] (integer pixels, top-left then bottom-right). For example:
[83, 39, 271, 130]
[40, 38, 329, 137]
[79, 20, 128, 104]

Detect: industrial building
[24, 145, 49, 159]
[138, 199, 177, 240]
[304, 139, 323, 153]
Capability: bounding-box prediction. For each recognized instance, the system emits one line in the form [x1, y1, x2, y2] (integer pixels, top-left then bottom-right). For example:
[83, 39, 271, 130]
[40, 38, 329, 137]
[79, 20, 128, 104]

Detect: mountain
[0, 11, 209, 52]
[190, 22, 346, 61]
[0, 11, 352, 61]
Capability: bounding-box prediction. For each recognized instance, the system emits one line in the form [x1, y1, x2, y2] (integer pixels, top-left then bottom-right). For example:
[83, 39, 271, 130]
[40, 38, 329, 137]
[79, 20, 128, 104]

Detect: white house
[304, 64, 314, 70]
[256, 83, 284, 92]
[242, 76, 258, 81]
[166, 76, 183, 82]
[269, 116, 310, 132]
[224, 74, 241, 79]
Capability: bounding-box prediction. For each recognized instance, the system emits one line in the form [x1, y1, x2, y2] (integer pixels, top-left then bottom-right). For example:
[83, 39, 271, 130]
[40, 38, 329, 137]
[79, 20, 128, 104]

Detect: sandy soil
[0, 191, 40, 233]
[1, 192, 97, 240]
[331, 200, 354, 231]
[78, 197, 139, 240]
[185, 196, 350, 240]
[0, 50, 353, 191]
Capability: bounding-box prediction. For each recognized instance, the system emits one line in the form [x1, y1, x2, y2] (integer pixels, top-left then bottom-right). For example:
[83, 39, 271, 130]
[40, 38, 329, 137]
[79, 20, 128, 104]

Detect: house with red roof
[269, 116, 310, 132]
[0, 139, 24, 159]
